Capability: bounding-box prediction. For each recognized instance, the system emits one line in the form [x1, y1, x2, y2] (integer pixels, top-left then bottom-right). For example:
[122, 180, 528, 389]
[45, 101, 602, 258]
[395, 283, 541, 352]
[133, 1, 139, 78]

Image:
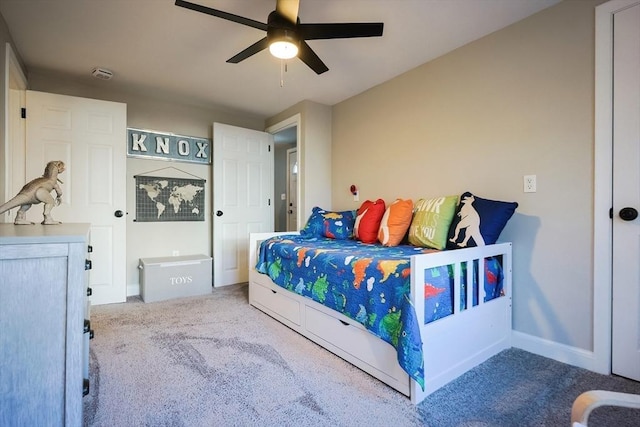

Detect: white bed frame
[248, 232, 512, 404]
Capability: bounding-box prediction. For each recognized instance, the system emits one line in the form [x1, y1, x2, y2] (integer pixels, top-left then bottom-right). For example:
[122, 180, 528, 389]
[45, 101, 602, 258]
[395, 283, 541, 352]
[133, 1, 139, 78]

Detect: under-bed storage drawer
[305, 306, 408, 385]
[250, 282, 302, 326]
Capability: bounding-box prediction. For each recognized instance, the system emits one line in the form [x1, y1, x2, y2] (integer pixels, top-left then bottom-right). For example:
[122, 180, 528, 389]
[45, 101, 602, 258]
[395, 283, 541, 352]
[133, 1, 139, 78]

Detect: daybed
[248, 193, 517, 404]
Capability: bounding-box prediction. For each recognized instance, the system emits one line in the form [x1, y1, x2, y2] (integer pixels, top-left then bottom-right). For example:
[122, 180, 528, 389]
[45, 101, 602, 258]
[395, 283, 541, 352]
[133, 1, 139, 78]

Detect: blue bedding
[255, 234, 505, 390]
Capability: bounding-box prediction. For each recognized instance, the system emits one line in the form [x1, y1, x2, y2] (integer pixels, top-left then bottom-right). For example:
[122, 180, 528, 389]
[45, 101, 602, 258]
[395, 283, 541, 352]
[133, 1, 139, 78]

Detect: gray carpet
[84, 283, 640, 427]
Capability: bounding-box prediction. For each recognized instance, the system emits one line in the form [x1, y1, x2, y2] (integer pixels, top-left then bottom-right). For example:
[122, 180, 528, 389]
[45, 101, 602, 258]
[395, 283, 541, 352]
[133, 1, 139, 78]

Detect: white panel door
[213, 122, 273, 286]
[612, 2, 640, 381]
[286, 148, 298, 231]
[25, 91, 127, 305]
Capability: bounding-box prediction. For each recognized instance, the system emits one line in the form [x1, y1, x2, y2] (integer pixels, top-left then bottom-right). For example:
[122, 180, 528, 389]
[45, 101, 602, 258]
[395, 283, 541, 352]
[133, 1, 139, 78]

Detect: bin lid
[139, 254, 211, 267]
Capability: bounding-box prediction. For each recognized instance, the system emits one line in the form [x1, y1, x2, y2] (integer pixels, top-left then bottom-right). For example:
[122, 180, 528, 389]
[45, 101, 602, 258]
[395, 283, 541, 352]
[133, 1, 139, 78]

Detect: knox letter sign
[127, 128, 211, 164]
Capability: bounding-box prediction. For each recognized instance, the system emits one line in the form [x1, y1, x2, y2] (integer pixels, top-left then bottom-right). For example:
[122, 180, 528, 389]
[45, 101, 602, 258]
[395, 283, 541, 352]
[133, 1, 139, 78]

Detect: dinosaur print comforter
[255, 234, 505, 390]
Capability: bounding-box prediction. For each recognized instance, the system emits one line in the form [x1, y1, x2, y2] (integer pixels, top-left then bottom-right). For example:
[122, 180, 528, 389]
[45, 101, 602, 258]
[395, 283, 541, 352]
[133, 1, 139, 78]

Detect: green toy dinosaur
[0, 160, 65, 225]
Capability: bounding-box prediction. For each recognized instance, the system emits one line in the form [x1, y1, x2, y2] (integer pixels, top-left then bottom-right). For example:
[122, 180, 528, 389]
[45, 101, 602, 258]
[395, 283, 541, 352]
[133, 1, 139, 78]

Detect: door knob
[114, 210, 124, 218]
[216, 210, 223, 217]
[619, 207, 638, 221]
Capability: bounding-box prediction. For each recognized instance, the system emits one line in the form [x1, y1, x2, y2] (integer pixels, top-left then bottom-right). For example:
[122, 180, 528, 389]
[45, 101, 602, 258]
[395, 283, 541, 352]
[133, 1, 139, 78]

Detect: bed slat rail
[410, 242, 512, 403]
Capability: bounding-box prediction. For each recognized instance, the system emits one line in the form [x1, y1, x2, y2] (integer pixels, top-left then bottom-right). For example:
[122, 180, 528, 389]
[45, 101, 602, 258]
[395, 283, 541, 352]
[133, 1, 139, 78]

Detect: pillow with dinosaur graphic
[446, 192, 518, 249]
[300, 207, 356, 240]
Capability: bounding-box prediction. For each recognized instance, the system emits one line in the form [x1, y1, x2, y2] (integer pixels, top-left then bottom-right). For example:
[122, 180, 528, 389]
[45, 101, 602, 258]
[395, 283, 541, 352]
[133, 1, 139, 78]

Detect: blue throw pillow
[300, 207, 356, 240]
[447, 192, 518, 248]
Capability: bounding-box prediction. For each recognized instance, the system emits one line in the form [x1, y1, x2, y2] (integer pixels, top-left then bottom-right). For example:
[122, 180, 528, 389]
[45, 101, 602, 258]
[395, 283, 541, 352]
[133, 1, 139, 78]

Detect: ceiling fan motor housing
[267, 11, 299, 47]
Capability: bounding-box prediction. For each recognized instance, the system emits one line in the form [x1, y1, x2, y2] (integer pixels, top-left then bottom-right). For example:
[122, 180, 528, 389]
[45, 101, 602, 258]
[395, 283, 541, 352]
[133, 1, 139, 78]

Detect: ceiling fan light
[269, 40, 298, 59]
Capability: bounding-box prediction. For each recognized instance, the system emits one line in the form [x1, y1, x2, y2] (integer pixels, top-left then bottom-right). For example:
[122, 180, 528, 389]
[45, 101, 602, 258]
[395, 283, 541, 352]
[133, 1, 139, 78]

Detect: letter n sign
[127, 128, 211, 164]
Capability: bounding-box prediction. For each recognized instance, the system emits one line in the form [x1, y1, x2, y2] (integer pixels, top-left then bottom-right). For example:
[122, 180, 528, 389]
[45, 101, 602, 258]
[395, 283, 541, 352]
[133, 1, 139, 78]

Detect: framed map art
[135, 175, 206, 222]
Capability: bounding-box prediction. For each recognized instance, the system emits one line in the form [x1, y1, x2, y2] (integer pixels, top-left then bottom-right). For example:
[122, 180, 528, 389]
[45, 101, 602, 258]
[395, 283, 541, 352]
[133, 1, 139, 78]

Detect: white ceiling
[0, 0, 560, 119]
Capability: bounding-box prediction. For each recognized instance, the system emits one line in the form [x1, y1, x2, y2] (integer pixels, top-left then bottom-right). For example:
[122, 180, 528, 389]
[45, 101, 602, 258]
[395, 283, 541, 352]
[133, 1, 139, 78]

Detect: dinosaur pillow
[354, 199, 386, 243]
[446, 192, 518, 249]
[408, 195, 458, 250]
[377, 198, 413, 247]
[300, 207, 356, 240]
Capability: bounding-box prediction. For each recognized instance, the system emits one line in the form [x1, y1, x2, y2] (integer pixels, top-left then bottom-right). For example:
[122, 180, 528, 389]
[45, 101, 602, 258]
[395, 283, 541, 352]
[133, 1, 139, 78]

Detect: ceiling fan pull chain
[279, 59, 291, 87]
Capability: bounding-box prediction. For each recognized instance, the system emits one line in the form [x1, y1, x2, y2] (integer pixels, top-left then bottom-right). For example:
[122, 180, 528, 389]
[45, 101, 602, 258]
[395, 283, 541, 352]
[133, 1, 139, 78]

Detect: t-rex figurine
[0, 160, 65, 225]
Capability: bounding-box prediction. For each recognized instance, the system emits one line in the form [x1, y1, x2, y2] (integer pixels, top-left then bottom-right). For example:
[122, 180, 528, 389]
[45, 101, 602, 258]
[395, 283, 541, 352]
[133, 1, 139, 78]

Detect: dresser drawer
[250, 282, 302, 326]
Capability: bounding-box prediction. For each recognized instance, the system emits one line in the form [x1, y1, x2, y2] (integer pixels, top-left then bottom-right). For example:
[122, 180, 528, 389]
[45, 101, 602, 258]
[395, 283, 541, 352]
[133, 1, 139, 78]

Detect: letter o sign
[178, 140, 190, 156]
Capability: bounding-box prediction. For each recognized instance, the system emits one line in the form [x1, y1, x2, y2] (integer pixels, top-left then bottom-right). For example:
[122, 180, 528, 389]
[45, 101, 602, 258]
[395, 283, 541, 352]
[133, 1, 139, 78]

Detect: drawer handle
[83, 379, 90, 396]
[84, 320, 95, 338]
[271, 289, 277, 294]
[85, 259, 92, 270]
[87, 287, 92, 297]
[339, 320, 349, 326]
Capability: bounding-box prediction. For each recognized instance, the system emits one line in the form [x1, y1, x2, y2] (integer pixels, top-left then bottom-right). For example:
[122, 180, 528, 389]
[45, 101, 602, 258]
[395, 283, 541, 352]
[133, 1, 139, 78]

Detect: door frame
[593, 0, 639, 375]
[3, 42, 28, 222]
[266, 114, 301, 230]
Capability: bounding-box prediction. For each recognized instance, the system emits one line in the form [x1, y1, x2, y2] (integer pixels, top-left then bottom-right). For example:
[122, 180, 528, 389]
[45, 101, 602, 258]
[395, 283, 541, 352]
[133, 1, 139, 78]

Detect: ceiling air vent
[91, 67, 113, 80]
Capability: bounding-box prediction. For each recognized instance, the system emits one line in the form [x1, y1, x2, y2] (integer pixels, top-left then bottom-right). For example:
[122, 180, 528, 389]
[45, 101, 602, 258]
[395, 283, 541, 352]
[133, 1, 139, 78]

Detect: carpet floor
[83, 283, 640, 427]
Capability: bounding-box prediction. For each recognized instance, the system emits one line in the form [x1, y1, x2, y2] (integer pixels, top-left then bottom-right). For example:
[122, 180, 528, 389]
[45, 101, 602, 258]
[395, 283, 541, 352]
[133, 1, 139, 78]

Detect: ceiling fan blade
[275, 0, 299, 24]
[175, 0, 267, 31]
[226, 37, 269, 63]
[299, 22, 384, 40]
[298, 41, 329, 75]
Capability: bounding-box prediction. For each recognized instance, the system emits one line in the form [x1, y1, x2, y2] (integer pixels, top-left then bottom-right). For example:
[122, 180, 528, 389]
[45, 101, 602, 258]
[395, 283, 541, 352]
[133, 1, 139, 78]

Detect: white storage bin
[139, 254, 212, 302]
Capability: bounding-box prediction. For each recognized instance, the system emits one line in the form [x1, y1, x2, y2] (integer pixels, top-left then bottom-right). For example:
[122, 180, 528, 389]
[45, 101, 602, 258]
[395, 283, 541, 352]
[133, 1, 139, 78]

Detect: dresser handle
[84, 320, 95, 339]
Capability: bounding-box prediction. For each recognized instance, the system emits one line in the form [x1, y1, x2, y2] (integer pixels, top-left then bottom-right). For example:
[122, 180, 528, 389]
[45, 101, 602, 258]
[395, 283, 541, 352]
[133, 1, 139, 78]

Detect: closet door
[612, 1, 640, 381]
[26, 91, 127, 305]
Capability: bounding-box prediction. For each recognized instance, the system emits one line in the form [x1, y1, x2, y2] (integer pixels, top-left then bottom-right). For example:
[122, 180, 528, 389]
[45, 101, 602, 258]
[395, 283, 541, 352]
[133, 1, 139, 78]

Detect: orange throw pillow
[378, 199, 414, 246]
[354, 199, 386, 243]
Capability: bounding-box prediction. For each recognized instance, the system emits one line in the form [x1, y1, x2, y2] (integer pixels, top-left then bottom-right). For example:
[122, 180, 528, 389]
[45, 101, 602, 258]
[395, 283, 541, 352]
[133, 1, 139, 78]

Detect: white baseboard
[512, 330, 609, 375]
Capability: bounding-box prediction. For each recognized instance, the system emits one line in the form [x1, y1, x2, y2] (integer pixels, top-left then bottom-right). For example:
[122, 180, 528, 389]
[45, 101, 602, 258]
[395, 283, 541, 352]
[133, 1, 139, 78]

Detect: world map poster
[135, 175, 205, 222]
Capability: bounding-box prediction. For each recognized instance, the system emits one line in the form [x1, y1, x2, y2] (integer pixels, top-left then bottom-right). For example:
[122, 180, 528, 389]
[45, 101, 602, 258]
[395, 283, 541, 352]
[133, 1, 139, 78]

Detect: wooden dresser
[0, 223, 92, 426]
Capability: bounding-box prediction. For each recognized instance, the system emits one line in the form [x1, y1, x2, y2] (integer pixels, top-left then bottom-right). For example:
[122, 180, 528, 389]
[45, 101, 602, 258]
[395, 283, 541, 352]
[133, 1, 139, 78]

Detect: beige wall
[26, 70, 264, 291]
[332, 0, 600, 351]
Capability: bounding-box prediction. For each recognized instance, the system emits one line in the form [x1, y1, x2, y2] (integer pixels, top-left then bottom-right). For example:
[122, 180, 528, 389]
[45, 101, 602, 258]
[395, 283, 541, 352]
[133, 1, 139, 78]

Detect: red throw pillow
[354, 199, 386, 243]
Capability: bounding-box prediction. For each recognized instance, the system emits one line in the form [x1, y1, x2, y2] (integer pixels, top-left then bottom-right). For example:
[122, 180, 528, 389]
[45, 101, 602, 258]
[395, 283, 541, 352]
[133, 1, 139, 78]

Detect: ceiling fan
[175, 0, 384, 75]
